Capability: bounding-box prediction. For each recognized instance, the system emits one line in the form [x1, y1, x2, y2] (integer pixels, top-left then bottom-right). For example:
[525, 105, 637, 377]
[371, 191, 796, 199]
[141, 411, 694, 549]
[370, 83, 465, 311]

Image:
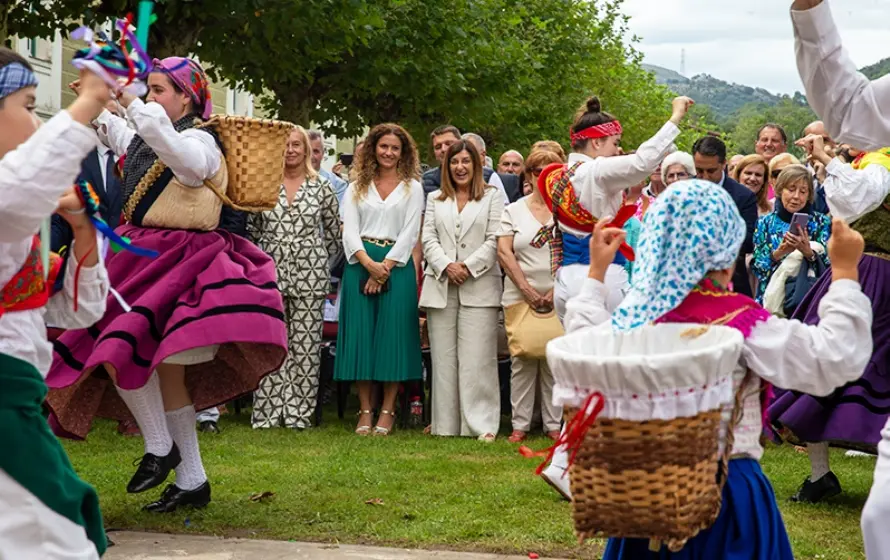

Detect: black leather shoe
[790, 471, 842, 503]
[143, 482, 211, 513]
[198, 421, 220, 434]
[126, 443, 181, 494]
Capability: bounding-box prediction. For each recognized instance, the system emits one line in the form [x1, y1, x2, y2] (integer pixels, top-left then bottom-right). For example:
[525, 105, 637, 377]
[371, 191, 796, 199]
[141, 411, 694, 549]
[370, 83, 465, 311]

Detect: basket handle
[202, 178, 259, 213]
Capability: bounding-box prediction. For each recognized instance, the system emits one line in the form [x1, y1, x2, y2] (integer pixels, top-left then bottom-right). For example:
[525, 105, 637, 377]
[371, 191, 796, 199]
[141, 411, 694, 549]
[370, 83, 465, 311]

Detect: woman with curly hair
[335, 123, 425, 436]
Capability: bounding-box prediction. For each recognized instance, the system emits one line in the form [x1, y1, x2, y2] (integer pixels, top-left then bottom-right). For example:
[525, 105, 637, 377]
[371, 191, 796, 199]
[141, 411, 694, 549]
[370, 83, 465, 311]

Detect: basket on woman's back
[547, 323, 745, 551]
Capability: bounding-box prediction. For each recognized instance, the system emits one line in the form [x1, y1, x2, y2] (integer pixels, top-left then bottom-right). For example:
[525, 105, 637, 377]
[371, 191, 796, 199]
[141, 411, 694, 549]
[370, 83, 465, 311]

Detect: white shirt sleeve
[488, 172, 509, 206]
[94, 109, 136, 157]
[823, 159, 890, 222]
[0, 111, 98, 243]
[563, 277, 613, 333]
[586, 121, 679, 197]
[43, 235, 109, 329]
[743, 279, 873, 396]
[386, 180, 424, 266]
[792, 2, 890, 150]
[341, 184, 365, 265]
[126, 99, 221, 187]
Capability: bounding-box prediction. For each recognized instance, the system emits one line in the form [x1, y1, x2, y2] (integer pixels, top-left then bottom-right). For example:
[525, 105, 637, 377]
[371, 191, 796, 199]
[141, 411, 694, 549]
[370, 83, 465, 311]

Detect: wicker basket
[199, 115, 295, 212]
[546, 323, 745, 551]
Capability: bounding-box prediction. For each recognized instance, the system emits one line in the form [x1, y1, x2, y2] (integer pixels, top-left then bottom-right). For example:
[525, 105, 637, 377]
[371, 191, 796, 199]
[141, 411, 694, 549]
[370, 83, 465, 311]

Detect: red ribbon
[72, 243, 97, 312]
[519, 391, 606, 475]
[569, 120, 623, 143]
[606, 203, 637, 261]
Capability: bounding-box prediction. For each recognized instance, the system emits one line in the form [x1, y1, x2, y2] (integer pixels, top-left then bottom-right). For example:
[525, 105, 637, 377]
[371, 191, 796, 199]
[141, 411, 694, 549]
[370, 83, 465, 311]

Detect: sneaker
[541, 463, 571, 502]
[790, 471, 842, 503]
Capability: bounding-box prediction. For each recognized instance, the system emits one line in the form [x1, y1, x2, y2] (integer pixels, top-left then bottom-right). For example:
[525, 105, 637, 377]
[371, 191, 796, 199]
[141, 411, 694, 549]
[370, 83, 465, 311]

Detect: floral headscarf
[151, 57, 212, 119]
[612, 179, 746, 331]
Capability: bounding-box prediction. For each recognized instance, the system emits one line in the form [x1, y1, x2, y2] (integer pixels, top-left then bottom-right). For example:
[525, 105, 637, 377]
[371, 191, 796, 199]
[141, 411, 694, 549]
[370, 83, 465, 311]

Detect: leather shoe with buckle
[143, 482, 211, 513]
[126, 443, 181, 494]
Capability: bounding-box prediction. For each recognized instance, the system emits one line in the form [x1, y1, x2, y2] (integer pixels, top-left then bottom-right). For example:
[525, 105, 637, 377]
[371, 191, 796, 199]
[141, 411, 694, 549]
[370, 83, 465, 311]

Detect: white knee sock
[165, 405, 208, 491]
[549, 424, 569, 473]
[115, 372, 173, 457]
[808, 442, 831, 481]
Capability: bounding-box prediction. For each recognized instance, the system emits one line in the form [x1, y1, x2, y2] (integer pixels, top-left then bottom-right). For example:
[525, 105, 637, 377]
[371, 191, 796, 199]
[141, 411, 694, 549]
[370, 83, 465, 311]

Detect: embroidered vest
[0, 236, 63, 318]
[851, 194, 890, 254]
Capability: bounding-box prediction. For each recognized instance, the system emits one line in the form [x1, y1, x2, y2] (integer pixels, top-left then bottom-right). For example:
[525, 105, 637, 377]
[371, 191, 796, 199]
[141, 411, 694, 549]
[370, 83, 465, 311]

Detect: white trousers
[862, 418, 890, 559]
[0, 469, 99, 560]
[554, 263, 629, 324]
[429, 289, 500, 437]
[510, 355, 560, 433]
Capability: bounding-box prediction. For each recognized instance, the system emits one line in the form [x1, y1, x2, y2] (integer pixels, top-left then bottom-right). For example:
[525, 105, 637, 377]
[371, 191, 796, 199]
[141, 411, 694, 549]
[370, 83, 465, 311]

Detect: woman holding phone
[751, 164, 831, 304]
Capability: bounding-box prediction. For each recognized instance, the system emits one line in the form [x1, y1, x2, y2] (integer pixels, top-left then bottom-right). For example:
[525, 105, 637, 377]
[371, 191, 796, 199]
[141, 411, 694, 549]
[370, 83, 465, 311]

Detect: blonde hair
[531, 140, 566, 161]
[774, 164, 815, 204]
[732, 154, 771, 214]
[768, 152, 801, 178]
[289, 126, 318, 180]
[353, 123, 420, 201]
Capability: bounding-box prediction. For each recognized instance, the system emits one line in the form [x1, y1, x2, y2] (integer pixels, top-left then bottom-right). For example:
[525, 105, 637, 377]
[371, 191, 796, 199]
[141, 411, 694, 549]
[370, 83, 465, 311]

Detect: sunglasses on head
[771, 169, 783, 179]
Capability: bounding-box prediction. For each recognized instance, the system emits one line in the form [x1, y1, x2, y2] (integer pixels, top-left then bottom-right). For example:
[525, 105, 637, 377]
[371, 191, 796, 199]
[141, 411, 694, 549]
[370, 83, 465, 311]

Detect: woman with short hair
[660, 151, 695, 186]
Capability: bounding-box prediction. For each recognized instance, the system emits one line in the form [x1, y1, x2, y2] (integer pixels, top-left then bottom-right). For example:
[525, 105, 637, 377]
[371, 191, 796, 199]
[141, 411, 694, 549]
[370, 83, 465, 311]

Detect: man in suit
[51, 144, 122, 253]
[421, 126, 519, 203]
[692, 136, 758, 297]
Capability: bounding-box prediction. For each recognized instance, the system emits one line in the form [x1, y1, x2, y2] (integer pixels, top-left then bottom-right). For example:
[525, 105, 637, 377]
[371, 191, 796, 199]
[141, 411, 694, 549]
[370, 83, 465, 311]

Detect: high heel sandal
[373, 410, 395, 436]
[355, 410, 373, 436]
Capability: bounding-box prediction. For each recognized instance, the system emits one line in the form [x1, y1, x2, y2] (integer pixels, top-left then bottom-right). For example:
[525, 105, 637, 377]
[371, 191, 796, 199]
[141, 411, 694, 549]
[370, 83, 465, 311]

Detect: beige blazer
[420, 187, 505, 309]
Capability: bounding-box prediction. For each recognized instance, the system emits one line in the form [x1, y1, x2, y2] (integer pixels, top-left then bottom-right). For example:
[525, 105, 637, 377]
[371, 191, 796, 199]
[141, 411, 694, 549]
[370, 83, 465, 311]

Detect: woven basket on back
[199, 115, 295, 212]
[547, 323, 745, 551]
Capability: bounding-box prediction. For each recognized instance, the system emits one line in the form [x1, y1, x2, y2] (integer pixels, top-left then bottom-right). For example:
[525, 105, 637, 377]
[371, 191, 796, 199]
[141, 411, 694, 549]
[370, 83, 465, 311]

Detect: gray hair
[500, 149, 523, 161]
[660, 151, 696, 184]
[462, 132, 486, 152]
[307, 129, 324, 143]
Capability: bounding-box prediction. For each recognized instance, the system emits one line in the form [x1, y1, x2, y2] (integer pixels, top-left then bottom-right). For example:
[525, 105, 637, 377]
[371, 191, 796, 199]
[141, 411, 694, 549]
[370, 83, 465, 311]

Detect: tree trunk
[275, 87, 313, 126]
[0, 1, 10, 48]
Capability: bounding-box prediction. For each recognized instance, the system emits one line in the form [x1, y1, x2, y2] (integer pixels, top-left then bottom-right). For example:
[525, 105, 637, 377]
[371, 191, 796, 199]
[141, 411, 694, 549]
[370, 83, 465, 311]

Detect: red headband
[570, 120, 623, 143]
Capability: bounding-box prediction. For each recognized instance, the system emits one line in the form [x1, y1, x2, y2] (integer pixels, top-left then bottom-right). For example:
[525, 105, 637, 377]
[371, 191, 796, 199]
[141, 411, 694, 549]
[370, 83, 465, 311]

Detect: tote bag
[504, 301, 564, 359]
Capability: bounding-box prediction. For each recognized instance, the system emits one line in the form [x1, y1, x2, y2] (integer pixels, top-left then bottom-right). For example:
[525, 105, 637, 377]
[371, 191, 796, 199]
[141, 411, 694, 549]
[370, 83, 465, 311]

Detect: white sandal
[373, 410, 395, 436]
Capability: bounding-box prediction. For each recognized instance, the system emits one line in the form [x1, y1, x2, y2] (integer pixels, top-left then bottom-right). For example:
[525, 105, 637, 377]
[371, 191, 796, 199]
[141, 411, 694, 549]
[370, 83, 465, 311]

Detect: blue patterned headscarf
[612, 179, 746, 331]
[0, 62, 38, 101]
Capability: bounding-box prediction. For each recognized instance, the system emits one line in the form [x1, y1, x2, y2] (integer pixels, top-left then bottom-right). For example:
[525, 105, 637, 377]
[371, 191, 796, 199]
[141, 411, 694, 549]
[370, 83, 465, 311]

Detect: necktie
[104, 151, 116, 192]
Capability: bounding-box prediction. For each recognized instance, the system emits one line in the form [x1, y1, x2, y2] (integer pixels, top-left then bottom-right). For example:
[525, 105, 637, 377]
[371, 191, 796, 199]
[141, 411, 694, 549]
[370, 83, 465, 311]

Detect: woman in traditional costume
[536, 94, 692, 498]
[536, 94, 693, 321]
[46, 57, 287, 513]
[0, 48, 110, 558]
[559, 179, 871, 559]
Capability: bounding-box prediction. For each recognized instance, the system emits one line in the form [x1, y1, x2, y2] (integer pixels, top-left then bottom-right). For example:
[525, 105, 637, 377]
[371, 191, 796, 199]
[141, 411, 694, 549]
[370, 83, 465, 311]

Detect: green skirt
[0, 352, 106, 555]
[334, 241, 423, 383]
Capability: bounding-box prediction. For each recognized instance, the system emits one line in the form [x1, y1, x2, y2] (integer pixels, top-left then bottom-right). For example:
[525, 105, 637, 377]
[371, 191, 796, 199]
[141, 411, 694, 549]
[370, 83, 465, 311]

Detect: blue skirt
[602, 459, 793, 560]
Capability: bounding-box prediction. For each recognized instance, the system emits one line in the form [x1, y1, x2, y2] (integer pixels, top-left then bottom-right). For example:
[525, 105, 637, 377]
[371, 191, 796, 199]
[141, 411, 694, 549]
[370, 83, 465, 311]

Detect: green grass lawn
[63, 412, 872, 559]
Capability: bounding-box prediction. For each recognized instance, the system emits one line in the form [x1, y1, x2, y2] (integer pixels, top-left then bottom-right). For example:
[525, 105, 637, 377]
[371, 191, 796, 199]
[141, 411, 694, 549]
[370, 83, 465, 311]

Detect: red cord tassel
[72, 243, 97, 312]
[519, 391, 605, 475]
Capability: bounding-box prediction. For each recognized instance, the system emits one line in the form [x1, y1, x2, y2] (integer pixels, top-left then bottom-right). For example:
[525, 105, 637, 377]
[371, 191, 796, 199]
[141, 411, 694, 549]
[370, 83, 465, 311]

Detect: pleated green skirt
[334, 241, 423, 383]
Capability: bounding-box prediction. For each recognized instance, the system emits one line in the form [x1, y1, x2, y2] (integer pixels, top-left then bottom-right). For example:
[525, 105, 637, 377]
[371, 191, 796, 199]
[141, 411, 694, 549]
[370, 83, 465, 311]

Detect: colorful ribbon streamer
[71, 14, 155, 96]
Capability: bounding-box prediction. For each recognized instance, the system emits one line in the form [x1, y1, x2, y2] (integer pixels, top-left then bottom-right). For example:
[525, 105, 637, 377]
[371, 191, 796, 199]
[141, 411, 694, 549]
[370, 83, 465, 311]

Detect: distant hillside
[862, 57, 890, 80]
[642, 64, 786, 119]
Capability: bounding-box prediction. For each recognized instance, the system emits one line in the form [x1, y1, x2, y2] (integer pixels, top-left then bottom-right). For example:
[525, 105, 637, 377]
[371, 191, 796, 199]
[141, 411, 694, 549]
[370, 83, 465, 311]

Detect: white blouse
[563, 122, 679, 237]
[823, 158, 890, 223]
[497, 197, 554, 307]
[793, 2, 890, 151]
[341, 179, 425, 266]
[0, 111, 109, 376]
[562, 276, 873, 460]
[95, 98, 221, 186]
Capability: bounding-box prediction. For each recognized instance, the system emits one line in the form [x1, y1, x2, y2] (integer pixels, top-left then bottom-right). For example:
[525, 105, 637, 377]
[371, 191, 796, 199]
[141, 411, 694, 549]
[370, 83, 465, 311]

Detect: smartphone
[789, 212, 810, 236]
[339, 153, 354, 166]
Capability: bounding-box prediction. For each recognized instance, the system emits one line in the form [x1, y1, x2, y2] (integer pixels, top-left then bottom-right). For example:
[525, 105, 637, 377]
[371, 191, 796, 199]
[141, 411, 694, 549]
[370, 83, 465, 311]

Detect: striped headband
[569, 120, 623, 143]
[0, 63, 38, 101]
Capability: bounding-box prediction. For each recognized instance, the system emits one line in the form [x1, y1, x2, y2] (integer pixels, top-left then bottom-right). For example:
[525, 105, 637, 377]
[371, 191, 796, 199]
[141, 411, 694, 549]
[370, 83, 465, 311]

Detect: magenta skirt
[46, 225, 287, 439]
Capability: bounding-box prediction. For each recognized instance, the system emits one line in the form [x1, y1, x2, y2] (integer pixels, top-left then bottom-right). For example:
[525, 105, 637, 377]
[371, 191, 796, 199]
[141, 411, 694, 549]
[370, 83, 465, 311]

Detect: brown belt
[865, 252, 890, 262]
[362, 237, 395, 248]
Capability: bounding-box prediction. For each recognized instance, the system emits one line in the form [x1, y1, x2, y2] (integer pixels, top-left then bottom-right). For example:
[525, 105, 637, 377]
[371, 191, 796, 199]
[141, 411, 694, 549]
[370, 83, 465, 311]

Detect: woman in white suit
[420, 140, 505, 442]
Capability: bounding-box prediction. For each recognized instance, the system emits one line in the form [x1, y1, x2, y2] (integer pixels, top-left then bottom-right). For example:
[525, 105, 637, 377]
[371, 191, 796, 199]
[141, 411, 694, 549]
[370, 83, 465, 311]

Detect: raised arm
[94, 109, 136, 157]
[792, 0, 890, 150]
[123, 99, 221, 186]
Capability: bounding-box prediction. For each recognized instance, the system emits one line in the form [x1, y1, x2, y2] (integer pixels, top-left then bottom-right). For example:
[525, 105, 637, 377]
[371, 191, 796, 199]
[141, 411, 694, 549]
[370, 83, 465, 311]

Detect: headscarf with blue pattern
[611, 179, 746, 331]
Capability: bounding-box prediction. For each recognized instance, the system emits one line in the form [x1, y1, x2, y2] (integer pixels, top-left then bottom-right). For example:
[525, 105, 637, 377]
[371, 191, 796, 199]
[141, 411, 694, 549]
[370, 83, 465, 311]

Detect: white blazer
[420, 187, 505, 309]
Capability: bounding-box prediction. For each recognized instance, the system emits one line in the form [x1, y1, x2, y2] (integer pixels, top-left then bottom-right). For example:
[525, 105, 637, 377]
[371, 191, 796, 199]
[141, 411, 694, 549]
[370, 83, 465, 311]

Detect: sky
[619, 0, 890, 94]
